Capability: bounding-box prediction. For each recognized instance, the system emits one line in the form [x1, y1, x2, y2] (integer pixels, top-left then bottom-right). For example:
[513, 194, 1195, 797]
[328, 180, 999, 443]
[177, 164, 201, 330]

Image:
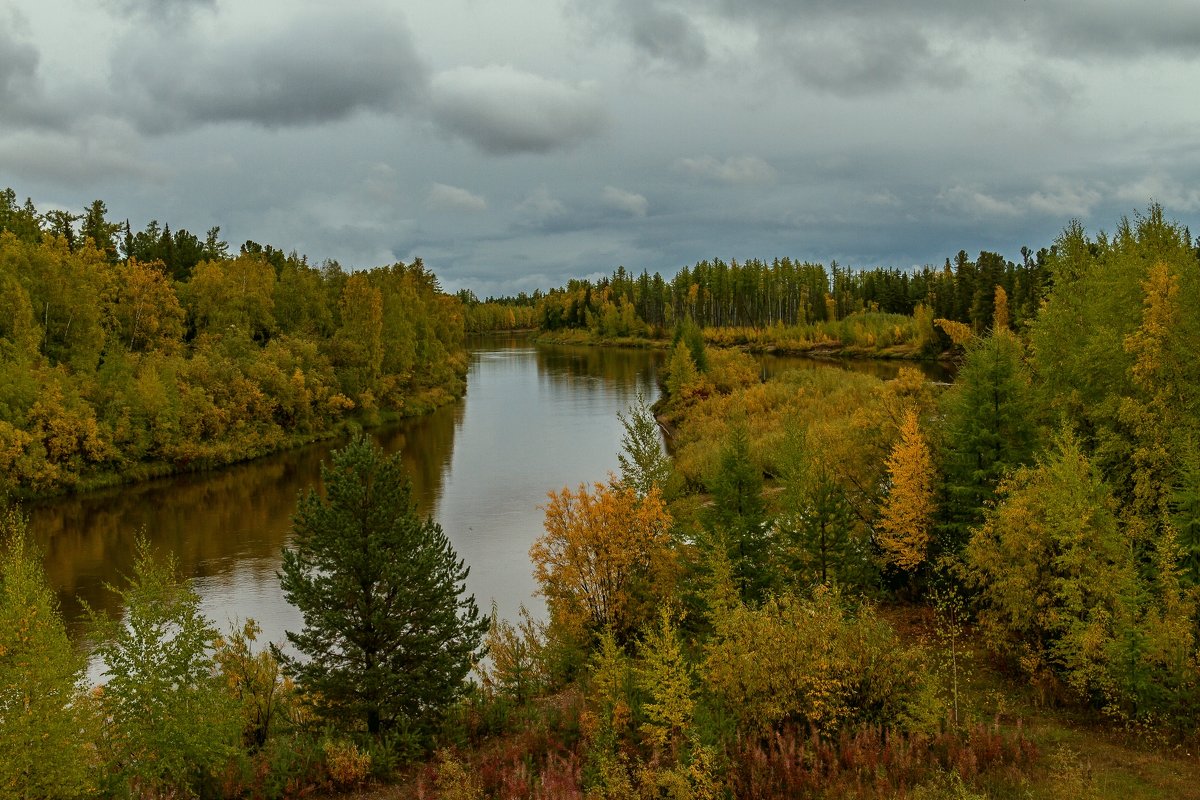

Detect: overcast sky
[3, 0, 1199, 296]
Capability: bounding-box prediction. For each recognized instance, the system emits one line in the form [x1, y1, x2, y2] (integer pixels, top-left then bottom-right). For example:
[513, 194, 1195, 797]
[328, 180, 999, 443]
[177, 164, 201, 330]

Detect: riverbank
[532, 324, 956, 363]
[10, 380, 466, 503]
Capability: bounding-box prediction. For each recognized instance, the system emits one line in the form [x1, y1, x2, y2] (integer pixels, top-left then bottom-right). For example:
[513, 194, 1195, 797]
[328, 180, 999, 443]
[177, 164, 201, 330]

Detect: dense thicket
[0, 189, 467, 495]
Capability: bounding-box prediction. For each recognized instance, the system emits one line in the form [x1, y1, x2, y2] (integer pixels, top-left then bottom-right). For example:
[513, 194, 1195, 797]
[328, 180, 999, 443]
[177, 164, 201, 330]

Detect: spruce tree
[277, 435, 486, 737]
[937, 331, 1039, 555]
[705, 423, 769, 602]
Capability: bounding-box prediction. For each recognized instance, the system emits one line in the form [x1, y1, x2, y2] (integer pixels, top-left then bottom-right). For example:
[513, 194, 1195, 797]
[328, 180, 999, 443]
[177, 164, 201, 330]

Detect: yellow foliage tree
[703, 587, 932, 736]
[531, 482, 675, 642]
[1120, 261, 1184, 524]
[637, 607, 695, 756]
[992, 285, 1010, 332]
[111, 258, 186, 353]
[876, 408, 936, 572]
[934, 318, 973, 347]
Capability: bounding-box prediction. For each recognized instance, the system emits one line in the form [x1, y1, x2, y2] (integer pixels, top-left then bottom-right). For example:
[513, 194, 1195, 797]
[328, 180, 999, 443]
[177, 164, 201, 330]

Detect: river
[32, 335, 948, 649]
[33, 335, 662, 648]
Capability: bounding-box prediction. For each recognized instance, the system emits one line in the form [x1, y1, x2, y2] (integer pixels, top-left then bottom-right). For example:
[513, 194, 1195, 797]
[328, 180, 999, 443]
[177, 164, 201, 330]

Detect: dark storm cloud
[0, 25, 38, 103]
[430, 65, 607, 155]
[111, 9, 427, 133]
[0, 23, 66, 129]
[581, 0, 1200, 95]
[627, 5, 709, 68]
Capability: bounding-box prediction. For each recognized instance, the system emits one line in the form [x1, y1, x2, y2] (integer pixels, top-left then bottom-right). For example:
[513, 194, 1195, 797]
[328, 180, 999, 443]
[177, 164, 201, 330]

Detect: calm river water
[32, 335, 949, 649]
[34, 335, 662, 647]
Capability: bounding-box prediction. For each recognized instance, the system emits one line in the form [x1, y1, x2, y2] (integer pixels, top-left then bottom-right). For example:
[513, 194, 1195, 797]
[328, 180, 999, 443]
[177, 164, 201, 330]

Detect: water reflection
[32, 335, 940, 651]
[33, 336, 663, 647]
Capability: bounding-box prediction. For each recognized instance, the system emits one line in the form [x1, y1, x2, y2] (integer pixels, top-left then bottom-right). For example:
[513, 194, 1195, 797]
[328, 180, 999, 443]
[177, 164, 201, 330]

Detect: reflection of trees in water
[534, 344, 665, 397]
[373, 397, 464, 514]
[31, 401, 464, 634]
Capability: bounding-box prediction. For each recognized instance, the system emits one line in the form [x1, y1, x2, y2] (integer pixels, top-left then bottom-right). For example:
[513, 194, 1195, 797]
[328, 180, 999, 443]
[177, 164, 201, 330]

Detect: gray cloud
[0, 25, 36, 90]
[0, 125, 166, 186]
[427, 183, 487, 212]
[0, 18, 62, 130]
[708, 0, 1200, 60]
[568, 0, 708, 69]
[675, 155, 776, 185]
[111, 8, 427, 133]
[628, 5, 708, 67]
[779, 21, 964, 95]
[1025, 1, 1200, 60]
[430, 65, 606, 155]
[1115, 174, 1200, 213]
[601, 186, 648, 217]
[515, 186, 567, 223]
[578, 0, 1200, 96]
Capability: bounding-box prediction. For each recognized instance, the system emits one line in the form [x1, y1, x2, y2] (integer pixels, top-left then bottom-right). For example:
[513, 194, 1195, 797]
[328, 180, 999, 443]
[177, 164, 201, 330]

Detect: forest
[461, 237, 1067, 353]
[0, 188, 468, 497]
[3, 198, 1200, 799]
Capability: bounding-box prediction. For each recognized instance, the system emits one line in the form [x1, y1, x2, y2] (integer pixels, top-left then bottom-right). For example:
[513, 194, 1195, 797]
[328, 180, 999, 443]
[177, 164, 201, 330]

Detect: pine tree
[277, 435, 486, 737]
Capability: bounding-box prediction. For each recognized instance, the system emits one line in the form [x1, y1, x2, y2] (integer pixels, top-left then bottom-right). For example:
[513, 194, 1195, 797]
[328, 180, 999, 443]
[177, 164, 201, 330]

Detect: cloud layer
[1, 0, 1198, 298]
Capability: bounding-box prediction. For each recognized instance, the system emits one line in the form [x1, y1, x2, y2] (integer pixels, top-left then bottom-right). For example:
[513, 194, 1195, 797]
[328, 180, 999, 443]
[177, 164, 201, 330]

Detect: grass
[881, 603, 1200, 800]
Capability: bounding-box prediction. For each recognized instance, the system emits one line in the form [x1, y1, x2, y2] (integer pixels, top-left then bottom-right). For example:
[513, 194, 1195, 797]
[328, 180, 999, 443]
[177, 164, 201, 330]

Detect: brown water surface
[33, 335, 663, 649]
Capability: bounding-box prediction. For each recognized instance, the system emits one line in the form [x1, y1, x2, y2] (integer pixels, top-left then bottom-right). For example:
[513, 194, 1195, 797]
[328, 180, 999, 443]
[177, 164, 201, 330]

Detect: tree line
[0, 188, 468, 495]
[463, 245, 1065, 341]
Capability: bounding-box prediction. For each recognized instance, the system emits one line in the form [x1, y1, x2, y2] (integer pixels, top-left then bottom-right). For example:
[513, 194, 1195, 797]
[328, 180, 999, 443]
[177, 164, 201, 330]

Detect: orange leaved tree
[531, 481, 675, 644]
[876, 408, 937, 573]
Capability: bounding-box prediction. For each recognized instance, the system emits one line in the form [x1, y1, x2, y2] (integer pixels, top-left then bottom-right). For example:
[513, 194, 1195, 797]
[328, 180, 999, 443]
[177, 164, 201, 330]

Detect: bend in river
[34, 336, 948, 649]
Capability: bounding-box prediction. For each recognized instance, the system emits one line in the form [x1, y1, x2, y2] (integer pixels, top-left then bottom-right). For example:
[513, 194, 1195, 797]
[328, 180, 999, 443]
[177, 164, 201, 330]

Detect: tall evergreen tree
[705, 423, 769, 602]
[937, 331, 1040, 555]
[277, 435, 486, 737]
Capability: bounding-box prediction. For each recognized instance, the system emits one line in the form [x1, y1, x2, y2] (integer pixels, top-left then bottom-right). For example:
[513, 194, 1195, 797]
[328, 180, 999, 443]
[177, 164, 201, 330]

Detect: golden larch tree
[992, 285, 1010, 332]
[876, 408, 936, 572]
